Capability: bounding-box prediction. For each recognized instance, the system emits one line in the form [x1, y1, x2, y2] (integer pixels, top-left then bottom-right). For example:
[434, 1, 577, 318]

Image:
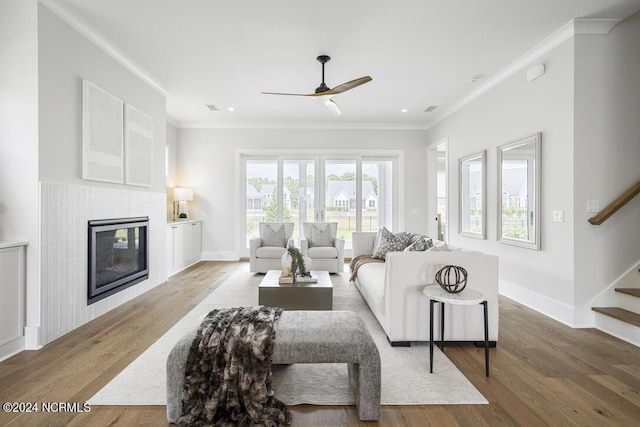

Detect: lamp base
[175, 200, 189, 220]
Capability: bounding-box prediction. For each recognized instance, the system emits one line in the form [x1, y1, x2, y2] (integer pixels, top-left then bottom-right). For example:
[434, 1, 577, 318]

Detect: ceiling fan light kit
[262, 55, 372, 115]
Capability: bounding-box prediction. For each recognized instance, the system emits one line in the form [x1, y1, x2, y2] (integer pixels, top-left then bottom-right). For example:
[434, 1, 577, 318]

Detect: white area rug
[88, 265, 487, 406]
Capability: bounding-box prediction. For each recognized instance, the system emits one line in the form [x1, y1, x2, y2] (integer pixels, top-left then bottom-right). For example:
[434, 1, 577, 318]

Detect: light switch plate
[552, 210, 564, 222]
[586, 200, 600, 213]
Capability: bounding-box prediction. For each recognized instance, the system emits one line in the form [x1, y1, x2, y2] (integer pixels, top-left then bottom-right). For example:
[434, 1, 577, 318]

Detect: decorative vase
[281, 252, 293, 271]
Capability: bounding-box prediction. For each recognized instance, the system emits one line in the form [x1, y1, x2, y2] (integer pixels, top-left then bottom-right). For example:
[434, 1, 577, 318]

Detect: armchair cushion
[256, 246, 287, 258]
[303, 222, 337, 248]
[259, 222, 294, 248]
[308, 246, 338, 259]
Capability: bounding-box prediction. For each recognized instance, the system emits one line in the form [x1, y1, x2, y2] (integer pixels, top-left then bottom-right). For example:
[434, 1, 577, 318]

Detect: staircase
[588, 180, 640, 346]
[592, 269, 640, 346]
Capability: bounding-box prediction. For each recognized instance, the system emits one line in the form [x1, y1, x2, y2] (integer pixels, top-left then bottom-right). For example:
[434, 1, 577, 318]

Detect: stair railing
[588, 180, 640, 225]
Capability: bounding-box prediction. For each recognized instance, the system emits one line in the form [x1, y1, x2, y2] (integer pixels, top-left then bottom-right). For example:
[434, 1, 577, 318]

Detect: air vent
[206, 104, 218, 111]
[424, 106, 438, 113]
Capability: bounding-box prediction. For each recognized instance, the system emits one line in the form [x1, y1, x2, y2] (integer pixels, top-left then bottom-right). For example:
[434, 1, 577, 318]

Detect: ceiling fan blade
[261, 91, 312, 97]
[325, 76, 372, 95]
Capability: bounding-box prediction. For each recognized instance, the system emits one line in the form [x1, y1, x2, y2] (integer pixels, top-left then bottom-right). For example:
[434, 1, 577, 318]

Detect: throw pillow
[372, 227, 411, 260]
[427, 243, 451, 252]
[308, 223, 335, 248]
[404, 236, 433, 252]
[261, 223, 286, 247]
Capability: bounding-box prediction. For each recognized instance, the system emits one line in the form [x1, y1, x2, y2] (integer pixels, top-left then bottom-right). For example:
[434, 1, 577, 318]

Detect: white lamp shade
[173, 187, 193, 202]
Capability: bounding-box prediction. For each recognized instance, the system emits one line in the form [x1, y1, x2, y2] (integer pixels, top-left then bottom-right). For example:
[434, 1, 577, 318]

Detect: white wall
[425, 15, 640, 327]
[176, 128, 428, 259]
[26, 3, 169, 346]
[38, 5, 166, 193]
[166, 122, 179, 220]
[426, 38, 577, 324]
[0, 0, 41, 348]
[572, 13, 640, 323]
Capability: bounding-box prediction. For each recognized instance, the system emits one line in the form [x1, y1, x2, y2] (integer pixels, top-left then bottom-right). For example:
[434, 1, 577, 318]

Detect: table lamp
[174, 187, 193, 220]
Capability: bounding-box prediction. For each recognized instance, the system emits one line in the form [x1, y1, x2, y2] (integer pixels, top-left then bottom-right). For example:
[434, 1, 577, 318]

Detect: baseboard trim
[386, 337, 497, 348]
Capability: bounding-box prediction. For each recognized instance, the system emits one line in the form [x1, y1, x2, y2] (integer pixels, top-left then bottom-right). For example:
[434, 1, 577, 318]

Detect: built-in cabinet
[167, 220, 202, 276]
[0, 241, 27, 362]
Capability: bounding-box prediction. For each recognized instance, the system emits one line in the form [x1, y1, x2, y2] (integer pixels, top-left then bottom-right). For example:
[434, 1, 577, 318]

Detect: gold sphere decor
[435, 265, 468, 293]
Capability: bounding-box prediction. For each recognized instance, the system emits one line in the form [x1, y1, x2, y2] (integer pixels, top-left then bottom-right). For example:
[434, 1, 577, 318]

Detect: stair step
[616, 288, 640, 298]
[592, 307, 640, 327]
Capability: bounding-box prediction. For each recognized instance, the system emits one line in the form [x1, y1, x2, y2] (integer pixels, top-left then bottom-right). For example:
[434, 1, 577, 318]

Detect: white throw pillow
[427, 243, 451, 252]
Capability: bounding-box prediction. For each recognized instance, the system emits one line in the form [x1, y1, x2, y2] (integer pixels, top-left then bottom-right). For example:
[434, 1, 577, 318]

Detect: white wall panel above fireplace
[40, 182, 166, 345]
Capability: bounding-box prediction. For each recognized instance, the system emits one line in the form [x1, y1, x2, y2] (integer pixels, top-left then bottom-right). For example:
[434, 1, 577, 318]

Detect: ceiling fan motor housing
[315, 55, 331, 93]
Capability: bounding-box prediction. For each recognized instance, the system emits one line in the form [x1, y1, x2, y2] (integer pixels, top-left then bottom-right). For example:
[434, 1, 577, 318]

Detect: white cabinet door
[167, 221, 200, 276]
[183, 221, 202, 265]
[0, 243, 26, 360]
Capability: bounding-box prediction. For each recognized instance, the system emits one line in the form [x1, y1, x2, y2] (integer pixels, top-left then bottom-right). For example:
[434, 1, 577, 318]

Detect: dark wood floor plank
[0, 261, 639, 427]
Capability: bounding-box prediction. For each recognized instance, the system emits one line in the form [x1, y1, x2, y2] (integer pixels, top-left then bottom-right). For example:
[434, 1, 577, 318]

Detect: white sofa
[351, 232, 499, 345]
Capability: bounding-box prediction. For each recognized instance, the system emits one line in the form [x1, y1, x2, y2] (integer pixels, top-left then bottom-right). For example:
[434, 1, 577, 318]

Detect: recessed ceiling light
[228, 107, 235, 112]
[401, 108, 408, 113]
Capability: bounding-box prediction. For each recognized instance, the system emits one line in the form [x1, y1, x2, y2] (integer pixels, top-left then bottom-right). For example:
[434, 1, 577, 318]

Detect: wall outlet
[586, 200, 600, 213]
[552, 210, 564, 222]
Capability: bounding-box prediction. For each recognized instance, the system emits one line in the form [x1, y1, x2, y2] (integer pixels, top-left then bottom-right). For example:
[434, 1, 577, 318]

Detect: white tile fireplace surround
[40, 182, 166, 345]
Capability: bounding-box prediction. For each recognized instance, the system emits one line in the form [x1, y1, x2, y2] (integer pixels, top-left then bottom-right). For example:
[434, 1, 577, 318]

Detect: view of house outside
[245, 159, 385, 247]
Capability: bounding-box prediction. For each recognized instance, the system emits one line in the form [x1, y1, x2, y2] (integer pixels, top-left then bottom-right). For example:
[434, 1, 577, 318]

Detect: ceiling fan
[262, 55, 372, 115]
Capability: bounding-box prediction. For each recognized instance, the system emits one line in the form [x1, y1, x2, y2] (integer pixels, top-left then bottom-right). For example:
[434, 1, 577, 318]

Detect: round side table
[422, 285, 489, 377]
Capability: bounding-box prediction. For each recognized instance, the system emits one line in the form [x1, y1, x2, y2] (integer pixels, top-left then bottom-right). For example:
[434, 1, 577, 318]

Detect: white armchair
[250, 222, 294, 273]
[300, 222, 345, 273]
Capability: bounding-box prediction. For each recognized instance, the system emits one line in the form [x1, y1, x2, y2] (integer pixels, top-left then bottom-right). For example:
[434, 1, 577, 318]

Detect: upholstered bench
[166, 310, 381, 422]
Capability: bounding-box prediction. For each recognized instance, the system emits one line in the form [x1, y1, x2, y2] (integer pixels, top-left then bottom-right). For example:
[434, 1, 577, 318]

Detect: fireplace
[88, 217, 149, 304]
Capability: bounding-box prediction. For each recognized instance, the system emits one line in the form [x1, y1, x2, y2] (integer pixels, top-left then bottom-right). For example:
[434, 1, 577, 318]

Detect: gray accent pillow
[308, 223, 335, 248]
[404, 236, 433, 252]
[372, 227, 411, 260]
[261, 223, 286, 247]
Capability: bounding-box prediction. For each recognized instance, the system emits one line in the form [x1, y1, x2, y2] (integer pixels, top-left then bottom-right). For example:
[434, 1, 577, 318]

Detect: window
[240, 151, 401, 254]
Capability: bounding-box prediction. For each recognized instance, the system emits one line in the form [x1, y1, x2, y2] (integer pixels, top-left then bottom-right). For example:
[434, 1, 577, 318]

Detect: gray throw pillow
[404, 236, 433, 252]
[372, 227, 410, 260]
[308, 223, 334, 248]
[261, 224, 286, 247]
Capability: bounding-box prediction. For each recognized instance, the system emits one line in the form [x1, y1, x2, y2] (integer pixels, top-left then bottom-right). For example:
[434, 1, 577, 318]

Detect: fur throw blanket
[178, 306, 291, 426]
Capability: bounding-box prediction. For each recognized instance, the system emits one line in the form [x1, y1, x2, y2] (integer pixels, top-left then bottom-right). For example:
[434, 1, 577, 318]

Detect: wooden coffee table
[258, 270, 332, 310]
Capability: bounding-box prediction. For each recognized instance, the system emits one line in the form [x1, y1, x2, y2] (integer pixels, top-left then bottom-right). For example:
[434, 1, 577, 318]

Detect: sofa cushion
[260, 223, 287, 247]
[404, 235, 433, 252]
[256, 246, 286, 258]
[356, 262, 386, 315]
[372, 227, 410, 260]
[308, 246, 338, 259]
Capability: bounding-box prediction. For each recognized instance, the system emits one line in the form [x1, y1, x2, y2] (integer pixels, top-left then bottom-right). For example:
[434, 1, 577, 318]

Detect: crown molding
[176, 120, 427, 130]
[39, 0, 168, 98]
[573, 18, 621, 35]
[425, 18, 622, 130]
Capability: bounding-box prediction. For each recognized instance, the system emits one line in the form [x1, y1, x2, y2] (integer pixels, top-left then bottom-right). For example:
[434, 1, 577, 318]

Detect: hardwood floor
[1, 261, 638, 426]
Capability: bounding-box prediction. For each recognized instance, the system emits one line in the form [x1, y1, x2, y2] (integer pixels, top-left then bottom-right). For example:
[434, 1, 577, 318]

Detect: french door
[243, 153, 398, 254]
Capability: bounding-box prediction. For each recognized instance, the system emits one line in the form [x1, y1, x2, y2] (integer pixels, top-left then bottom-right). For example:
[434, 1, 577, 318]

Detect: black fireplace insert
[88, 217, 149, 304]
